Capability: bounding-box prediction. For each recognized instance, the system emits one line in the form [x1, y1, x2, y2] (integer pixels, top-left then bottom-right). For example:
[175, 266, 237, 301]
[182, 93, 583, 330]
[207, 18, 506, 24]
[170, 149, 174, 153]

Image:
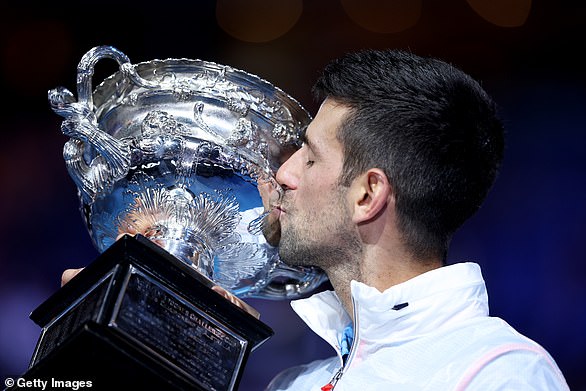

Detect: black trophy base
[15, 234, 273, 391]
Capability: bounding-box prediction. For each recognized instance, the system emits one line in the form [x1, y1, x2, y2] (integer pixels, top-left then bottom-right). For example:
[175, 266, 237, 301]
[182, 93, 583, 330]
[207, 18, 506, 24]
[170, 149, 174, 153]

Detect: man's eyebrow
[300, 131, 316, 152]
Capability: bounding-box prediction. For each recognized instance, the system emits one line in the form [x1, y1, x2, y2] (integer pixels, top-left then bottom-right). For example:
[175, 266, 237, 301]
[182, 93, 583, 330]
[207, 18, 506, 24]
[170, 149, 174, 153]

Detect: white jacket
[266, 263, 569, 390]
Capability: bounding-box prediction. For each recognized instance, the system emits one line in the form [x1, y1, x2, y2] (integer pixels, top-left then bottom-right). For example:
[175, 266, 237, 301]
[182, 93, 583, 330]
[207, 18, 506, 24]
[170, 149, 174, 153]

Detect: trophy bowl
[48, 45, 327, 299]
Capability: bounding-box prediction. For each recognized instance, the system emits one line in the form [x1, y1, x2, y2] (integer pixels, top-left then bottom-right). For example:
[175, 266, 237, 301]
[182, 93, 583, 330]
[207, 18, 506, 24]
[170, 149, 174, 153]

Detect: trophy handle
[48, 46, 158, 202]
[76, 45, 158, 108]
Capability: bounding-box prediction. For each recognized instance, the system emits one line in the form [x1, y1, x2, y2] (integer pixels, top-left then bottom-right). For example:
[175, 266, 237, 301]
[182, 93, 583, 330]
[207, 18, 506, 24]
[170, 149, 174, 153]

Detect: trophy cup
[18, 46, 327, 390]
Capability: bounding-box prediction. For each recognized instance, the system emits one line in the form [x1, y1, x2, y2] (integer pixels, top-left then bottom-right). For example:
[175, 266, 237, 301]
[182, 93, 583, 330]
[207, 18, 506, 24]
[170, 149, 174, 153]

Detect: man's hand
[61, 268, 84, 287]
[211, 285, 260, 319]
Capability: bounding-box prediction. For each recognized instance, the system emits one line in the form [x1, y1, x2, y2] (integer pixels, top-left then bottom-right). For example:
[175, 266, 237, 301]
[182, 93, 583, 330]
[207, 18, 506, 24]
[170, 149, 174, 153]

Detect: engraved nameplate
[111, 267, 247, 390]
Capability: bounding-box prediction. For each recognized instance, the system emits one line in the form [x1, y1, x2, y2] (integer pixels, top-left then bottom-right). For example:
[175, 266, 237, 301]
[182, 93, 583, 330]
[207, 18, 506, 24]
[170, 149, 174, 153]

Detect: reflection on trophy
[18, 46, 327, 390]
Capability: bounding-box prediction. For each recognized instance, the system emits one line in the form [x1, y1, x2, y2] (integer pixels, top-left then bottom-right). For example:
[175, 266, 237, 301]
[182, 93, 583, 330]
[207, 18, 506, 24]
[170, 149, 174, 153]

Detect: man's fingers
[211, 286, 260, 319]
[61, 268, 84, 287]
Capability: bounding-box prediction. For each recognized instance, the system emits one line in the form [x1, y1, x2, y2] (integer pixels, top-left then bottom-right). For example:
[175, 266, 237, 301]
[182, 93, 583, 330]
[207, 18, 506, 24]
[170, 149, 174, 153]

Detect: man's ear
[351, 168, 393, 223]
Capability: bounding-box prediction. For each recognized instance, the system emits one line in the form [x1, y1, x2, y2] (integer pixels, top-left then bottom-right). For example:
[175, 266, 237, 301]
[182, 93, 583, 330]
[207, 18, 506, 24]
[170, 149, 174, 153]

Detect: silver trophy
[20, 46, 327, 390]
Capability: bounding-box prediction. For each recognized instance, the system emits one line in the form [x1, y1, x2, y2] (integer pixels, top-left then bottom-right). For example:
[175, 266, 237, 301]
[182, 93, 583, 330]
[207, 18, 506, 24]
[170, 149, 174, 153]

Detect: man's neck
[324, 253, 442, 320]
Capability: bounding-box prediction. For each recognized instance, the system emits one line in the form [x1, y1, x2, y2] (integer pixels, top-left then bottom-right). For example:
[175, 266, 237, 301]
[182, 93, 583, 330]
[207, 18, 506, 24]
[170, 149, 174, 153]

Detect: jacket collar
[290, 262, 489, 355]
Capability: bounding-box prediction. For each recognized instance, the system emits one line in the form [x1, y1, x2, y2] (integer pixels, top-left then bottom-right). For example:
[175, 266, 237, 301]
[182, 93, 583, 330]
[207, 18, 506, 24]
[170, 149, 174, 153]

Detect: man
[62, 49, 569, 390]
[263, 49, 569, 390]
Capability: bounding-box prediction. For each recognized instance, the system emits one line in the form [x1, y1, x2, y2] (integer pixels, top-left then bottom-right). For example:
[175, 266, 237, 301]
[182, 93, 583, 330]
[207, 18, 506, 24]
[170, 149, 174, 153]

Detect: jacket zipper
[320, 366, 344, 391]
[321, 296, 359, 390]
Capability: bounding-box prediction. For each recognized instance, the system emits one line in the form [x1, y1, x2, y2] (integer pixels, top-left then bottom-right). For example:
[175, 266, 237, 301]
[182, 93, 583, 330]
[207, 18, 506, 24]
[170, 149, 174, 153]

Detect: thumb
[61, 268, 84, 287]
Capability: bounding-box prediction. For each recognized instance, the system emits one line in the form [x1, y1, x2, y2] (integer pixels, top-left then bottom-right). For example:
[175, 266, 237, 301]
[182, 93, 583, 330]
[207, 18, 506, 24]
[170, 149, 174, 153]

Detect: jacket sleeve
[454, 343, 570, 390]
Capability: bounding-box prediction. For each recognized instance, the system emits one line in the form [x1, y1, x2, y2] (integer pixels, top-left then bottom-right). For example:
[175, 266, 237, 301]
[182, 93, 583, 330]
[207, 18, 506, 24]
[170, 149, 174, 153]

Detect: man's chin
[277, 244, 312, 268]
[262, 212, 281, 246]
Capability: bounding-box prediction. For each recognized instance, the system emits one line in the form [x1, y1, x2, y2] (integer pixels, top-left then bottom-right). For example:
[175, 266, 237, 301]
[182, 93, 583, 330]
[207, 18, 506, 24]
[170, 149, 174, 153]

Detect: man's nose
[275, 150, 300, 191]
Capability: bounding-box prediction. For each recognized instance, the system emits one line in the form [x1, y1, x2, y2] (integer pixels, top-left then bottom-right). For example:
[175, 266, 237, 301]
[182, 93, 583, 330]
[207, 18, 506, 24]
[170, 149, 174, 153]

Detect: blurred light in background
[466, 0, 532, 27]
[340, 0, 422, 33]
[216, 0, 303, 43]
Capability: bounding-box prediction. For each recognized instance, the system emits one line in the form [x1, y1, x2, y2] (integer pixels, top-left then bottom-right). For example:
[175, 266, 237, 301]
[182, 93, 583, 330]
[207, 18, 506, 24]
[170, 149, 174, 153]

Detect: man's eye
[306, 160, 315, 167]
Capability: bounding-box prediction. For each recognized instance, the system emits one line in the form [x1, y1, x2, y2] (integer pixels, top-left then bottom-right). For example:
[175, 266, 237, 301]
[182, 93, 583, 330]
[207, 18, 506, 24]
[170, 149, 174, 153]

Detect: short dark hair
[312, 49, 505, 262]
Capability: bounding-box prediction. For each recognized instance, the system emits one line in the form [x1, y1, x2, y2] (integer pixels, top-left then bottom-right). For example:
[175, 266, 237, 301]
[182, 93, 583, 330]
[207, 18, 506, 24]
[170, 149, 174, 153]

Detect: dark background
[1, 1, 584, 389]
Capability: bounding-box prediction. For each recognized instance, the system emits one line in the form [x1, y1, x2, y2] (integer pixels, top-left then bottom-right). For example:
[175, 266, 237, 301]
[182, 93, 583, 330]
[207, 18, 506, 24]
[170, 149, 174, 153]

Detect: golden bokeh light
[466, 0, 532, 27]
[340, 0, 422, 34]
[216, 0, 303, 43]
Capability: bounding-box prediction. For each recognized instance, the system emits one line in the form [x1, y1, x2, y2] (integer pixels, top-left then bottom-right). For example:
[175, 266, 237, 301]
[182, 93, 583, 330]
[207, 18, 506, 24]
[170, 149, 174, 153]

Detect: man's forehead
[305, 98, 349, 141]
[300, 126, 317, 153]
[302, 120, 321, 148]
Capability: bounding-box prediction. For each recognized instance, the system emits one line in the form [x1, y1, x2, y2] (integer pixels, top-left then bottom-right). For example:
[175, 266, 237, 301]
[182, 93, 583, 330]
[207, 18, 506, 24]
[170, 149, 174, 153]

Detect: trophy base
[15, 234, 273, 390]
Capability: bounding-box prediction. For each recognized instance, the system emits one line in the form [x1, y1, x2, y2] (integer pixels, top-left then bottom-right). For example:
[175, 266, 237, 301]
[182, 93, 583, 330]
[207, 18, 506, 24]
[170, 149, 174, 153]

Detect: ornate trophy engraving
[19, 46, 327, 390]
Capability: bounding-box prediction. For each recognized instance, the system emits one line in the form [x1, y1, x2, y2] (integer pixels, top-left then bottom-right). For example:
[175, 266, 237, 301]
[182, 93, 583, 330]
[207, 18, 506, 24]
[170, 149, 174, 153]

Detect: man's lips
[271, 205, 284, 218]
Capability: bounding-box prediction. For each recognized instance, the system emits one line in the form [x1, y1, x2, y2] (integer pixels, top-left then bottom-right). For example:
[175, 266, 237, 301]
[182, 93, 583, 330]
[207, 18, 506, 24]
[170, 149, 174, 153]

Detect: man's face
[275, 99, 360, 269]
